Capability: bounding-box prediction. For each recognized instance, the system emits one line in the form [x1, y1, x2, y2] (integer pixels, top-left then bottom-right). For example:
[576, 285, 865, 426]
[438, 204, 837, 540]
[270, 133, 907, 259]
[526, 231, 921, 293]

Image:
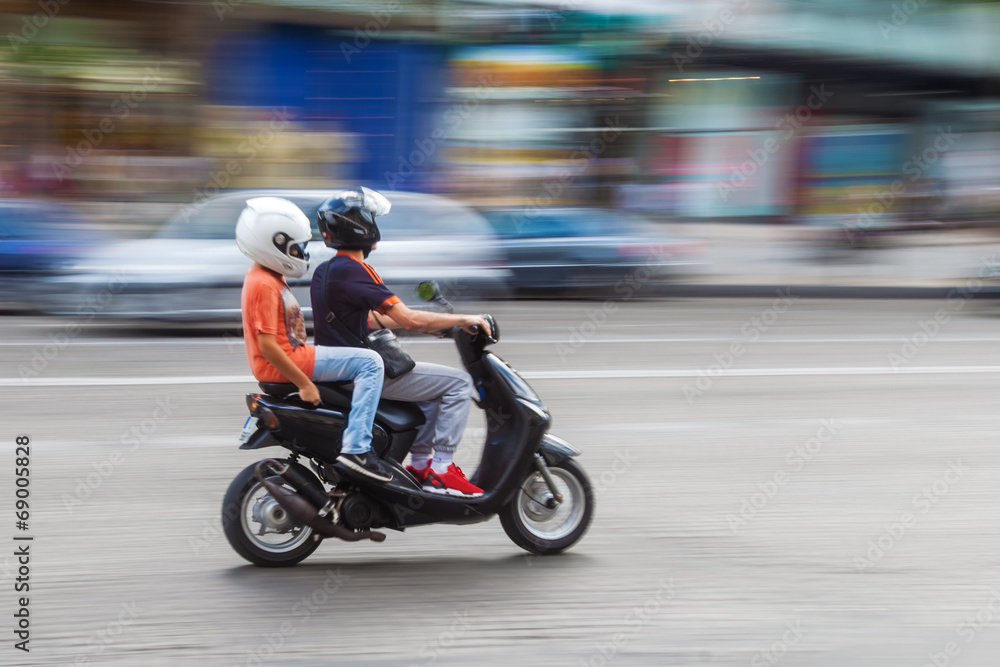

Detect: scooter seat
[258, 382, 425, 432]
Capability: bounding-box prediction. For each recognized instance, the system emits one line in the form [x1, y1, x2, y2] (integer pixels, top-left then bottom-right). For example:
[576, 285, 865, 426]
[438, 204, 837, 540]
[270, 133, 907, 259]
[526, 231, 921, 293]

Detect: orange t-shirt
[241, 265, 316, 382]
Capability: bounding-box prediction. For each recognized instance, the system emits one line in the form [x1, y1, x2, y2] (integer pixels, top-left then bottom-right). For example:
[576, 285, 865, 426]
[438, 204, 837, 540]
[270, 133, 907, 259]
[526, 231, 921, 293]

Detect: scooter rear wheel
[500, 458, 593, 555]
[222, 460, 323, 567]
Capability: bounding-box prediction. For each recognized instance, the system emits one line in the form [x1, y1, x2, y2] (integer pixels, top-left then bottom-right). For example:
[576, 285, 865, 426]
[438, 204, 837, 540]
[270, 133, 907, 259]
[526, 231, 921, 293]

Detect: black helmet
[317, 186, 392, 257]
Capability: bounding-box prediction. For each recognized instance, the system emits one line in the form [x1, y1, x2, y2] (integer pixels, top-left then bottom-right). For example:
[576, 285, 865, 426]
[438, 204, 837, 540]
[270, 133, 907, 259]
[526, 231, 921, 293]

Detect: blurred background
[2, 0, 999, 319]
[8, 4, 1000, 666]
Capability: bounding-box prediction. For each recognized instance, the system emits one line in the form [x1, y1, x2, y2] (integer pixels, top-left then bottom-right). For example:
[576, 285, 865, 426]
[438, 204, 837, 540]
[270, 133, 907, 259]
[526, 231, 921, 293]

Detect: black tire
[499, 458, 593, 555]
[221, 459, 324, 567]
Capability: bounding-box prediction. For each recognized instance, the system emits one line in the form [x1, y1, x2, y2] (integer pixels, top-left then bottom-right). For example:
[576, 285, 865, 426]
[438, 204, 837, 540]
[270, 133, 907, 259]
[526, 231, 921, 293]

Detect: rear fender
[239, 428, 281, 450]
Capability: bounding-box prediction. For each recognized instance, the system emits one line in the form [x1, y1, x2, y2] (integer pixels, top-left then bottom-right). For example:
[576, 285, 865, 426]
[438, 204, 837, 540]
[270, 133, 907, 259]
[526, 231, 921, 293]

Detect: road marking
[593, 414, 1000, 431]
[521, 366, 1000, 379]
[496, 335, 1000, 345]
[5, 334, 1000, 347]
[8, 365, 1000, 387]
[4, 375, 252, 387]
[793, 608, 891, 612]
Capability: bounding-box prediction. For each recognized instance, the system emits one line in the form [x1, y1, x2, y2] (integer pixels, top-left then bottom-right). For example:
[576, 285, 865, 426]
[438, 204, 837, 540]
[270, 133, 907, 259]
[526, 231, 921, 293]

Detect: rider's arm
[368, 310, 401, 330]
[258, 333, 320, 405]
[382, 302, 491, 337]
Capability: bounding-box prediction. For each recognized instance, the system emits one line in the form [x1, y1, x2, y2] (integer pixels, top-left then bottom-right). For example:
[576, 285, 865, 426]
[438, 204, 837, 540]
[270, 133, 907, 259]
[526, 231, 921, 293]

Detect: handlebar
[479, 314, 498, 344]
[434, 314, 497, 344]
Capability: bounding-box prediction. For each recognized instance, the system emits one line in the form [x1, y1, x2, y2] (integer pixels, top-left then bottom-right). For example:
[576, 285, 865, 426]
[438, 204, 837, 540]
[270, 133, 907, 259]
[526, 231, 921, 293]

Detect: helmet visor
[287, 241, 309, 261]
[335, 186, 392, 217]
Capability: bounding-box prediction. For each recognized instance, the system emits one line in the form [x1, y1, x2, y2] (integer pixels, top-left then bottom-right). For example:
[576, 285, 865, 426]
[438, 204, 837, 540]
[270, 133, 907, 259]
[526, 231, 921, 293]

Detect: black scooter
[222, 283, 593, 567]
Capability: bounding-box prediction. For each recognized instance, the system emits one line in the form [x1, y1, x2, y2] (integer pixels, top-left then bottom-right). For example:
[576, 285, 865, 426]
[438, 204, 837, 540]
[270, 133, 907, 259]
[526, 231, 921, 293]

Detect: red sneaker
[406, 464, 430, 481]
[423, 464, 483, 497]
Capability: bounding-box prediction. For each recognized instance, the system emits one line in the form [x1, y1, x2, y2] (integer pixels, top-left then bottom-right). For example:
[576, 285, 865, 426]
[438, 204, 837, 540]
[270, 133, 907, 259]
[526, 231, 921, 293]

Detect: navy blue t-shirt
[310, 254, 401, 348]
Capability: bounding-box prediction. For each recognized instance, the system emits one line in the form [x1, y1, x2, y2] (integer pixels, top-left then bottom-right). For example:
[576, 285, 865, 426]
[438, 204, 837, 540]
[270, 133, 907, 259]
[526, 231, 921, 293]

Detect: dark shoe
[337, 452, 393, 482]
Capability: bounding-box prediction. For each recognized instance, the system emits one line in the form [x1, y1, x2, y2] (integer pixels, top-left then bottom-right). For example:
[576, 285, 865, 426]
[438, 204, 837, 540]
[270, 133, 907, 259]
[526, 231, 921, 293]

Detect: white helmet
[235, 197, 312, 279]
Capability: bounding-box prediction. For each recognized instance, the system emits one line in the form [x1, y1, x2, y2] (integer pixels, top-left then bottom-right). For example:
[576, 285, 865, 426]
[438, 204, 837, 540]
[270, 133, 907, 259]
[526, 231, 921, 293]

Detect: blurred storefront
[1, 0, 998, 230]
[0, 0, 448, 209]
[624, 62, 999, 226]
[442, 45, 605, 205]
[624, 0, 1000, 224]
[0, 2, 201, 202]
[923, 101, 1000, 224]
[631, 72, 798, 220]
[205, 23, 447, 187]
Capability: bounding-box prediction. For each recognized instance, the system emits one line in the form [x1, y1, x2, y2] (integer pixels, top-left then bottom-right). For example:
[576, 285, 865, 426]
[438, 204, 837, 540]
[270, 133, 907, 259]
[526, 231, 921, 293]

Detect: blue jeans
[311, 346, 384, 454]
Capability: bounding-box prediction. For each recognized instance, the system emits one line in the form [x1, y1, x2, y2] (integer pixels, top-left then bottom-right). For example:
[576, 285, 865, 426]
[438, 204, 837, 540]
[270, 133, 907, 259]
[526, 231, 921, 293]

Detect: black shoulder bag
[317, 263, 416, 379]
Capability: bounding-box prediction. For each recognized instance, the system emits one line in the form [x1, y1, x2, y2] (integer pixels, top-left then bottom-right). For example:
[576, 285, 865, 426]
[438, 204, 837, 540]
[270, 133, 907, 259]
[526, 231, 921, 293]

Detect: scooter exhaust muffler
[254, 459, 385, 543]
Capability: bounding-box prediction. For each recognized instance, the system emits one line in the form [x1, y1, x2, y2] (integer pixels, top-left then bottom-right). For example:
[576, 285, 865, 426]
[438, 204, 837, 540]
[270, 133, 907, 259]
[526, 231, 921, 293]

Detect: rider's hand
[298, 381, 321, 406]
[460, 315, 491, 338]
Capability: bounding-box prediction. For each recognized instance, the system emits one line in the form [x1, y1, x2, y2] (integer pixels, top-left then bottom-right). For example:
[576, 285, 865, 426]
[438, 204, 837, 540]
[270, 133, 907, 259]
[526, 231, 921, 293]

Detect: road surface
[2, 298, 1000, 666]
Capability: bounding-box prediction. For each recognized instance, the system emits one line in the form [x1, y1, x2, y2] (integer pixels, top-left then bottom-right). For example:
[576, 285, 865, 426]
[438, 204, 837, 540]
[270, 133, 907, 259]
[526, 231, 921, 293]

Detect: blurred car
[480, 207, 701, 294]
[0, 199, 108, 311]
[43, 189, 509, 323]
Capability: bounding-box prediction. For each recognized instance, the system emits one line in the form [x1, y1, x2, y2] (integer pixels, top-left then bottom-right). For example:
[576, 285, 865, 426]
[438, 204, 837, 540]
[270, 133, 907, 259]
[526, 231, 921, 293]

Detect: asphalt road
[3, 298, 1000, 666]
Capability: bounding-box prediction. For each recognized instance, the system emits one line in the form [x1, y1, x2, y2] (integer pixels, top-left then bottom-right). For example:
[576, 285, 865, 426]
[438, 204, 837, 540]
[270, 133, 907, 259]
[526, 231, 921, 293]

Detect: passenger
[236, 196, 392, 482]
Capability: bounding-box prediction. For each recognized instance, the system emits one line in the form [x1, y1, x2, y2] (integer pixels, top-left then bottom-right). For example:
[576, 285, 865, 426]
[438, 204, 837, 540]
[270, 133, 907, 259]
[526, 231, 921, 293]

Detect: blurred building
[624, 0, 1000, 225]
[0, 0, 998, 230]
[0, 1, 201, 202]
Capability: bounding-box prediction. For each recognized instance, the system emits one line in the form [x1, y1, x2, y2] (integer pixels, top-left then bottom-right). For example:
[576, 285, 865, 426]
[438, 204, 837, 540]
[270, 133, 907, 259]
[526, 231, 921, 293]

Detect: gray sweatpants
[380, 362, 474, 460]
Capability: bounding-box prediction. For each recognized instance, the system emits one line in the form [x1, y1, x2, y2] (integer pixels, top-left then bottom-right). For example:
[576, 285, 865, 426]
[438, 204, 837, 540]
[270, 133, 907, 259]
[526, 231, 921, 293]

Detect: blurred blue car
[0, 200, 106, 311]
[481, 207, 701, 294]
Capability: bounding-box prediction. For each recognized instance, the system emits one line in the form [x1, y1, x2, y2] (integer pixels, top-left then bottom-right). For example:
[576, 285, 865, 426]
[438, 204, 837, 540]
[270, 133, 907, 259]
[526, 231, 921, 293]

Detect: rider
[236, 196, 393, 482]
[309, 186, 491, 498]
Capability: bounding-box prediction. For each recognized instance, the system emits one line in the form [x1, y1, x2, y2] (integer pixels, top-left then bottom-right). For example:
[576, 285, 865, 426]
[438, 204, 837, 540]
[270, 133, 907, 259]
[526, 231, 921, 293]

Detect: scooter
[221, 283, 593, 567]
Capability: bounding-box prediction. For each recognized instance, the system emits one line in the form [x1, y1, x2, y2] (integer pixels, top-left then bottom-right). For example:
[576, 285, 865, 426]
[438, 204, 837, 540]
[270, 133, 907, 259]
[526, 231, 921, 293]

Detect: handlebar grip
[482, 314, 497, 344]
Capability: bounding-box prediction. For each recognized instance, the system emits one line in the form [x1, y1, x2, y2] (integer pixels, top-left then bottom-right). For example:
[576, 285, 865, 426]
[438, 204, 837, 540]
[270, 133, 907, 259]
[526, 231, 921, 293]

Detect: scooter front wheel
[221, 460, 323, 567]
[500, 458, 593, 555]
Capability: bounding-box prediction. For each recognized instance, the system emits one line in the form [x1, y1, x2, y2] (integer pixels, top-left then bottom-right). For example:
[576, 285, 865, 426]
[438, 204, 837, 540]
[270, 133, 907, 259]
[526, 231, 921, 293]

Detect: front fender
[539, 433, 580, 466]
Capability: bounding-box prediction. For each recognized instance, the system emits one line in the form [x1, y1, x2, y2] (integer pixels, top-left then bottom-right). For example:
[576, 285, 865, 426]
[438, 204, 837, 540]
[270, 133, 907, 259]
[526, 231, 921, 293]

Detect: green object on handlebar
[416, 281, 439, 302]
